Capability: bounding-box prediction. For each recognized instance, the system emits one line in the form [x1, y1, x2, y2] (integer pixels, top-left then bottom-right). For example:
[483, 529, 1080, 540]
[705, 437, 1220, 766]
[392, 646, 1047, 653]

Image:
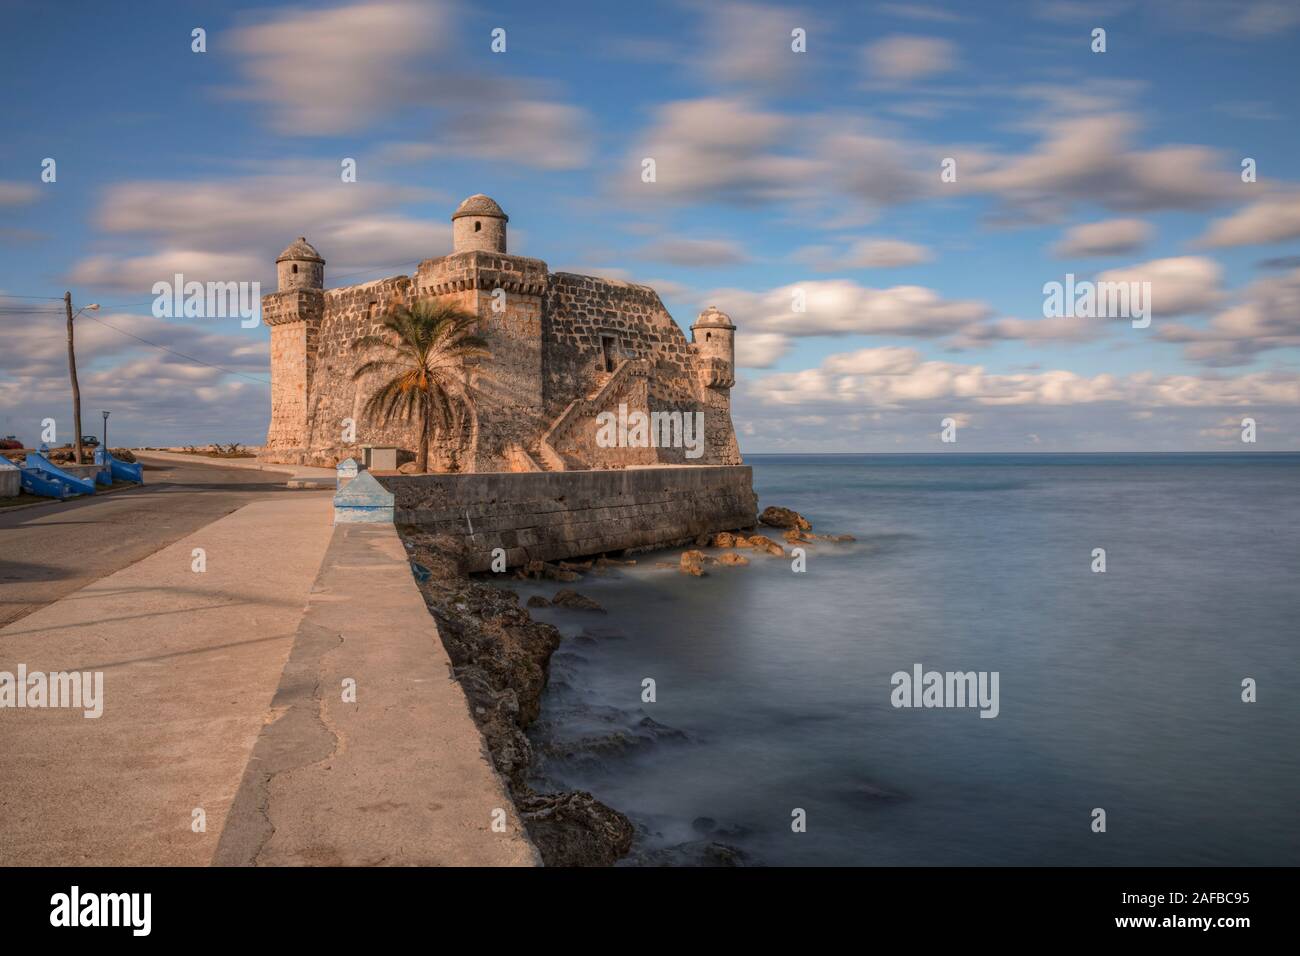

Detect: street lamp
[102, 410, 110, 451]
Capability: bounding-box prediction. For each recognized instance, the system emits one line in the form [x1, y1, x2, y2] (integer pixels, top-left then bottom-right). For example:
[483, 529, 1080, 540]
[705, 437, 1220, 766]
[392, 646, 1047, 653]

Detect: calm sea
[515, 454, 1300, 866]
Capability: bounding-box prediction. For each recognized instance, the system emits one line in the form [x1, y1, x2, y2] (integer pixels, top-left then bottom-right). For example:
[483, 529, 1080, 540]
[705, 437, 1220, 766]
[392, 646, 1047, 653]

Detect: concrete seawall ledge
[214, 520, 538, 866]
[377, 464, 758, 571]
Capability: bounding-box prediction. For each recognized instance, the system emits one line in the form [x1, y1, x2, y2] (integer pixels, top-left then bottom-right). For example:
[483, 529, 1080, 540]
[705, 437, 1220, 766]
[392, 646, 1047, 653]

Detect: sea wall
[376, 465, 757, 571]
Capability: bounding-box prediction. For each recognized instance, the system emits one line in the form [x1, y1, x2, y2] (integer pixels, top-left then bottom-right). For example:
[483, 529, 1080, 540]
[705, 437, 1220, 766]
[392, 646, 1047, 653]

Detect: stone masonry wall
[541, 273, 739, 467]
[378, 466, 758, 571]
[262, 288, 323, 459]
[418, 252, 548, 472]
[263, 252, 741, 470]
[306, 275, 417, 467]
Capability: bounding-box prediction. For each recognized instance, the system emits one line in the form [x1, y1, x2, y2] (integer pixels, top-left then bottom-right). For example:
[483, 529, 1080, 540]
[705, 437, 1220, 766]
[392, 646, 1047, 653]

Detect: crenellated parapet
[416, 251, 550, 297]
[262, 288, 324, 326]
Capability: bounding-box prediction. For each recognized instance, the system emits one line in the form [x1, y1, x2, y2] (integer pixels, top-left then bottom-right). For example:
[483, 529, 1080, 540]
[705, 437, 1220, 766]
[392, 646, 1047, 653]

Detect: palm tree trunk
[416, 398, 430, 472]
[467, 404, 479, 473]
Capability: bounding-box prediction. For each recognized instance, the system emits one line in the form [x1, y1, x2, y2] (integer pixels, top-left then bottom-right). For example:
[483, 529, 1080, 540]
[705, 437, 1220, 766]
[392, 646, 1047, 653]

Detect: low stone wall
[377, 465, 757, 571]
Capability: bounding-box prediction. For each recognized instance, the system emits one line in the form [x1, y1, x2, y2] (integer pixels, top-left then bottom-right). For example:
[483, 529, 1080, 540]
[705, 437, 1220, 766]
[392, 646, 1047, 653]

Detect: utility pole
[65, 291, 84, 465]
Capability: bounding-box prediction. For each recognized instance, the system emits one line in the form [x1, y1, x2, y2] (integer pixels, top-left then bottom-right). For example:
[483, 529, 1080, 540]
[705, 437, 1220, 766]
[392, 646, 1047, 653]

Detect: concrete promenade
[0, 485, 537, 866]
[0, 495, 334, 865]
[215, 521, 537, 866]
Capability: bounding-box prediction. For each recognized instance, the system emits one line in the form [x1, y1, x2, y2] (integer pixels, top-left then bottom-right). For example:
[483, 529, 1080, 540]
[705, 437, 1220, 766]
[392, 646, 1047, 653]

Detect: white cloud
[1053, 218, 1152, 257]
[75, 176, 451, 288]
[746, 345, 1300, 409]
[708, 278, 989, 338]
[1154, 0, 1300, 37]
[623, 97, 824, 205]
[863, 35, 958, 81]
[68, 250, 269, 294]
[0, 182, 39, 206]
[1159, 266, 1300, 365]
[638, 238, 750, 267]
[394, 99, 592, 171]
[1197, 193, 1300, 248]
[228, 0, 444, 135]
[957, 114, 1233, 218]
[703, 2, 811, 89]
[227, 0, 591, 168]
[798, 238, 932, 269]
[735, 332, 793, 368]
[1095, 256, 1225, 318]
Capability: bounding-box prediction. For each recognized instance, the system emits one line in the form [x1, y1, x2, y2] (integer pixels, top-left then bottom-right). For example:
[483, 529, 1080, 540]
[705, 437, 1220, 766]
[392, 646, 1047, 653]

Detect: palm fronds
[351, 298, 490, 471]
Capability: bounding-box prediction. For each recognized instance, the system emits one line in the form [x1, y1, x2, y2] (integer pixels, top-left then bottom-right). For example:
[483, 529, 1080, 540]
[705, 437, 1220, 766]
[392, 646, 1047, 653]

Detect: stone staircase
[533, 359, 643, 471]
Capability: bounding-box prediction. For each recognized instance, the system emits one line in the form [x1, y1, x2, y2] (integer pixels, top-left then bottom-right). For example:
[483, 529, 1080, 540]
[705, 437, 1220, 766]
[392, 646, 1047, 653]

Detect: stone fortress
[261, 195, 744, 474]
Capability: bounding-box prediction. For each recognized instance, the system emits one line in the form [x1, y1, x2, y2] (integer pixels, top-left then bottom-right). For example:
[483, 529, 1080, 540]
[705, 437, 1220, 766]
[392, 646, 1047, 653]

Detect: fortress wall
[263, 241, 741, 471]
[306, 276, 418, 466]
[377, 465, 758, 571]
[543, 274, 700, 418]
[418, 253, 550, 471]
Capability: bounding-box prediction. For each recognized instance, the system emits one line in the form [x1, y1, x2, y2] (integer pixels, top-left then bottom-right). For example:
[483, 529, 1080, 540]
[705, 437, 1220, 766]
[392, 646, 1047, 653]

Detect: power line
[0, 304, 271, 385]
[81, 314, 271, 386]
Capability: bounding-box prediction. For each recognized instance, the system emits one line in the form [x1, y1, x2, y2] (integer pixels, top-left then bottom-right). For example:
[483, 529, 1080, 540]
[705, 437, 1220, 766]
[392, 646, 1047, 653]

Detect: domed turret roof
[451, 194, 508, 221]
[276, 236, 324, 263]
[693, 305, 735, 329]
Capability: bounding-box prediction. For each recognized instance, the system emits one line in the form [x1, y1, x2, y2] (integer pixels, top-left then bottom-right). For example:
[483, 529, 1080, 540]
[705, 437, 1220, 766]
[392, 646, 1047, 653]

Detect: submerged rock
[759, 506, 812, 531]
[712, 531, 736, 548]
[680, 550, 706, 576]
[551, 589, 605, 612]
[518, 559, 582, 583]
[526, 595, 550, 608]
[717, 552, 749, 566]
[746, 535, 785, 557]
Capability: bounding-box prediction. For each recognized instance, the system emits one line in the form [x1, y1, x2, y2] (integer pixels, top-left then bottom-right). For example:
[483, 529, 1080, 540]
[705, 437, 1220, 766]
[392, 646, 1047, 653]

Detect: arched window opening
[474, 221, 482, 232]
[292, 264, 298, 274]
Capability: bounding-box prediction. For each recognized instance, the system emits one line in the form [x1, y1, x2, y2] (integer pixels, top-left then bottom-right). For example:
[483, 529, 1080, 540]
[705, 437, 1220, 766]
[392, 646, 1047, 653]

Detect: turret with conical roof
[451, 194, 508, 254]
[276, 236, 325, 291]
[691, 304, 736, 390]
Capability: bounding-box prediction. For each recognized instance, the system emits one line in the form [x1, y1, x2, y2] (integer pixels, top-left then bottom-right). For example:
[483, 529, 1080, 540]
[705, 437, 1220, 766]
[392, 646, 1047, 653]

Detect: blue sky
[2, 0, 1299, 451]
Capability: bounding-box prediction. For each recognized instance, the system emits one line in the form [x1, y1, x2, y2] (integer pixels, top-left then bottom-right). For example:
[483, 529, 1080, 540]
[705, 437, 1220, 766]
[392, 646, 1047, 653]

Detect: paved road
[0, 456, 313, 628]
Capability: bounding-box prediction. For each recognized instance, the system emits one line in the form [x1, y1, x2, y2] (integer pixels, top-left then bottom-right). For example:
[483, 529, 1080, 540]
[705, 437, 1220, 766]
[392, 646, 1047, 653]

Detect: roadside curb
[0, 480, 148, 514]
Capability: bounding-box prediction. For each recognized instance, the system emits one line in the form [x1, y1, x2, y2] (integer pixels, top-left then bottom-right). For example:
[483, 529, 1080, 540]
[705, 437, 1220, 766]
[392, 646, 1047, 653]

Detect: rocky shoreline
[399, 506, 848, 866]
[400, 529, 635, 866]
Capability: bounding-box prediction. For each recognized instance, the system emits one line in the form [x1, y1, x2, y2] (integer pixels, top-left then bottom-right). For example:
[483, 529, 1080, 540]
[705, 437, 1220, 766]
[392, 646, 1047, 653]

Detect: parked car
[81, 435, 100, 447]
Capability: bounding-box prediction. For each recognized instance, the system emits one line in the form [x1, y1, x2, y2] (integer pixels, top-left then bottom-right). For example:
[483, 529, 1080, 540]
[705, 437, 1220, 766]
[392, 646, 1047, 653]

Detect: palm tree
[352, 299, 489, 472]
